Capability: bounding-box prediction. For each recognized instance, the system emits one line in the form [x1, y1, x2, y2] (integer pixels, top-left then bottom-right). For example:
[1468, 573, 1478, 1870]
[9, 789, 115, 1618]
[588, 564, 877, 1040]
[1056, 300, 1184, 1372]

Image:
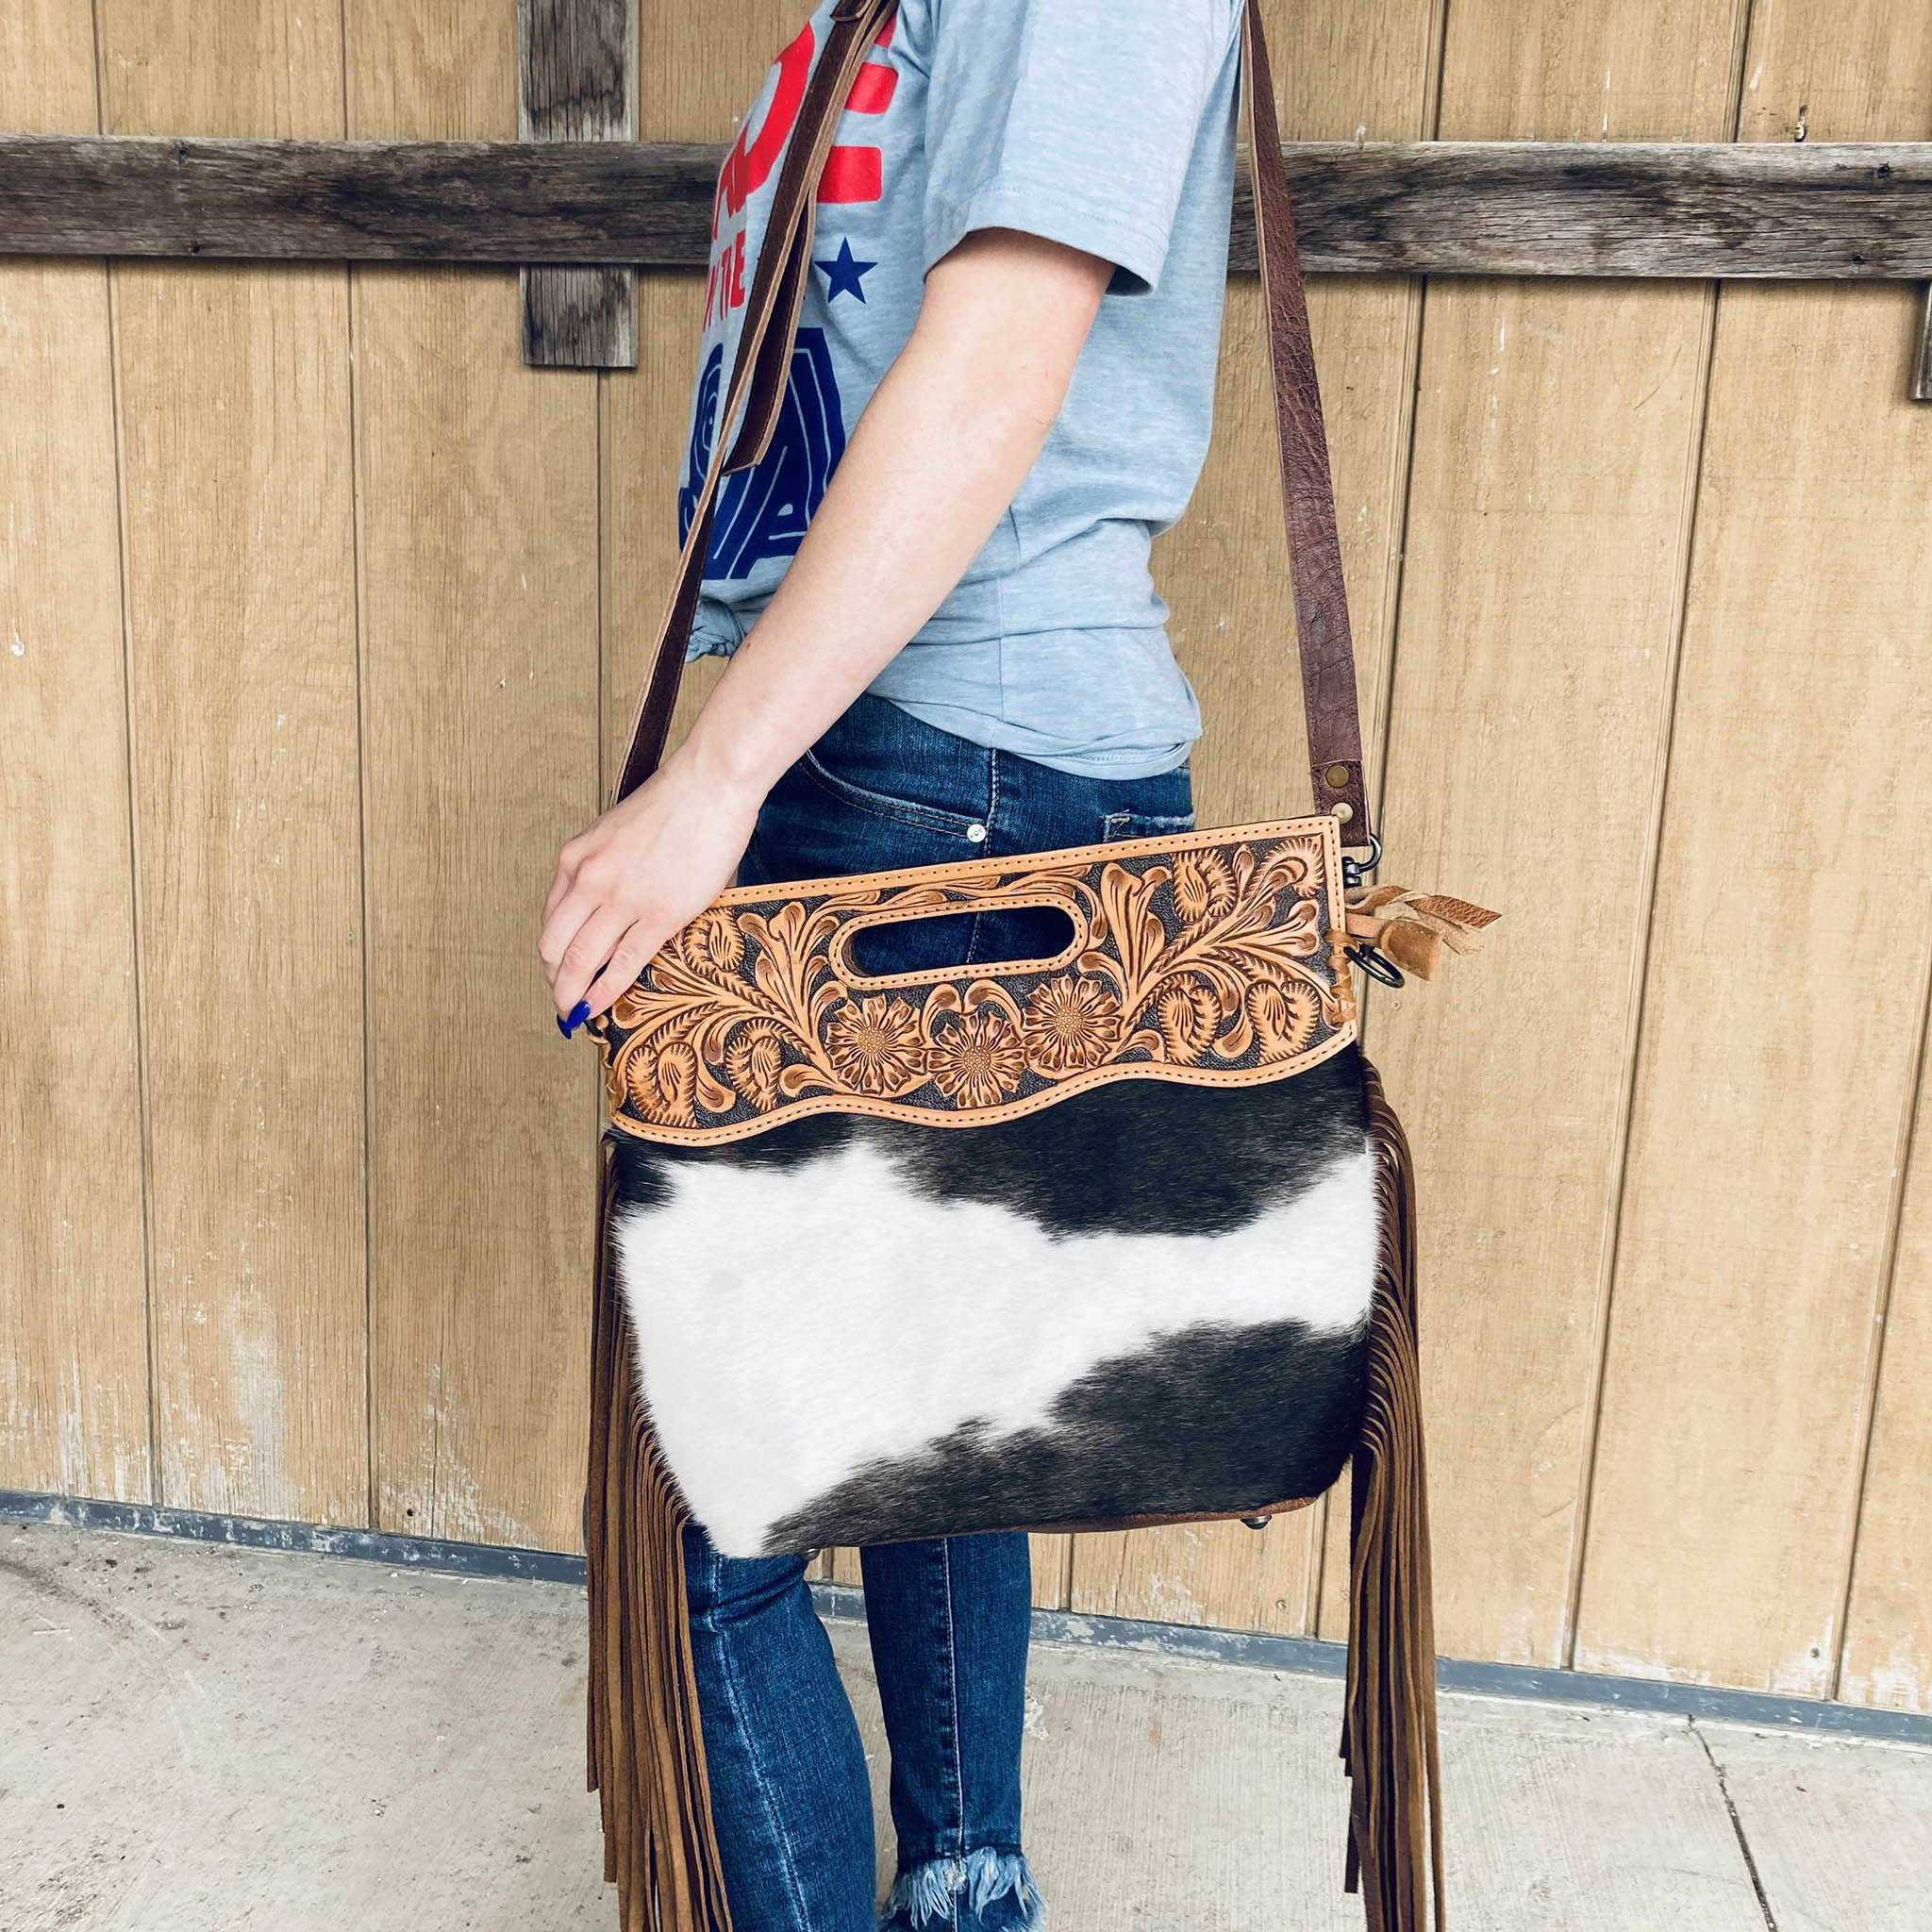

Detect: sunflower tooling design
[587, 821, 1358, 1144]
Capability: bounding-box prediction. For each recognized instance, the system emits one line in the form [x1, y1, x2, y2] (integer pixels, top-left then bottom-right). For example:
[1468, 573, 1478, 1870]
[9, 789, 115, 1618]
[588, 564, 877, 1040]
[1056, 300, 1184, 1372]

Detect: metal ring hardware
[1345, 942, 1406, 989]
[1341, 830, 1383, 890]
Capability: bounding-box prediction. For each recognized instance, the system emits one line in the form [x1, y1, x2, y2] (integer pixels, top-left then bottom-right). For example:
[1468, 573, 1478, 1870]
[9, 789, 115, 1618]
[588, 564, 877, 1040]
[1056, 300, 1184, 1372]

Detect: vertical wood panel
[1320, 0, 1754, 1660]
[0, 1, 150, 1503]
[1576, 0, 1932, 1695]
[1071, 1514, 1318, 1633]
[349, 0, 602, 1552]
[1840, 1018, 1932, 1711]
[1071, 0, 1442, 1639]
[97, 0, 367, 1524]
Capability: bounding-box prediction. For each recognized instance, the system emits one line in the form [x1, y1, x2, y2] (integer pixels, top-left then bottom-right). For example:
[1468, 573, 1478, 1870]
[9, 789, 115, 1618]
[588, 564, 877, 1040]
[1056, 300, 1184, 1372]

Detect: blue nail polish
[558, 997, 591, 1040]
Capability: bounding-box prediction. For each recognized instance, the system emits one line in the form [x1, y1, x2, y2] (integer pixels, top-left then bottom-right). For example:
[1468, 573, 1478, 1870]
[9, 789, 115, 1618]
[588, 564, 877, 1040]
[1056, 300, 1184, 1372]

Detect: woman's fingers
[537, 876, 594, 986]
[541, 852, 576, 930]
[541, 821, 603, 932]
[549, 899, 639, 1019]
[539, 835, 632, 982]
[541, 748, 762, 1024]
[541, 860, 629, 1008]
[581, 920, 662, 1022]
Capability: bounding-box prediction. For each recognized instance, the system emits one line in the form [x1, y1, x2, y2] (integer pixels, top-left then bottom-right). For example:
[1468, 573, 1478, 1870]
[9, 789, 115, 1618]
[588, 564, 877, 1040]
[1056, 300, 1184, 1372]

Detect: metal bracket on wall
[518, 0, 635, 369]
[1915, 285, 1932, 402]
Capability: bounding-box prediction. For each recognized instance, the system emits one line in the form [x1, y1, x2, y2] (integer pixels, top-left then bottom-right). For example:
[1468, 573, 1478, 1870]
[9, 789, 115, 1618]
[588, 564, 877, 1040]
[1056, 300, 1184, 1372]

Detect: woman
[540, 2, 1246, 1924]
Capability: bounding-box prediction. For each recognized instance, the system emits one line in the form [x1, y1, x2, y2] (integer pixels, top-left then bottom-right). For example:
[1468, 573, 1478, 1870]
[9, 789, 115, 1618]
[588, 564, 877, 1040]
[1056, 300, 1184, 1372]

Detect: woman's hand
[539, 739, 762, 1025]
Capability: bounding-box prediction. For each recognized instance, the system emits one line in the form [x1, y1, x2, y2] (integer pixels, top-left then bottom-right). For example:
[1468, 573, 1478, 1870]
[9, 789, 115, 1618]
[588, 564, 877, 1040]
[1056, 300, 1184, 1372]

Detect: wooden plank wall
[347, 0, 604, 1553]
[0, 0, 150, 1506]
[100, 0, 369, 1528]
[1334, 0, 1756, 1670]
[2, 0, 1928, 1713]
[1573, 0, 1932, 1696]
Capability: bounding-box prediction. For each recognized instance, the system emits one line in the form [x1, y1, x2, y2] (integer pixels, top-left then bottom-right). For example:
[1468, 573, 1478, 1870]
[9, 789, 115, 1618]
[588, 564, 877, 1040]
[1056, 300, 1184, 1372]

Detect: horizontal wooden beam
[3, 134, 1929, 278]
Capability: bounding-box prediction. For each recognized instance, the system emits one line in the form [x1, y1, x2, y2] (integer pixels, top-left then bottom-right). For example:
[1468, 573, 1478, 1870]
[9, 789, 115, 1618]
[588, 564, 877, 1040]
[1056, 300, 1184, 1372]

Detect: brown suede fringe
[586, 1139, 734, 1932]
[1344, 1059, 1447, 1931]
[585, 1068, 1444, 1932]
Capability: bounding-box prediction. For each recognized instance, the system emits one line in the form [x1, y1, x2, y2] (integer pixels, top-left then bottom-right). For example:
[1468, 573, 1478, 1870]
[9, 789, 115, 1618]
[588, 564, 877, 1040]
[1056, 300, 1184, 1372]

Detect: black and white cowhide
[608, 1045, 1375, 1557]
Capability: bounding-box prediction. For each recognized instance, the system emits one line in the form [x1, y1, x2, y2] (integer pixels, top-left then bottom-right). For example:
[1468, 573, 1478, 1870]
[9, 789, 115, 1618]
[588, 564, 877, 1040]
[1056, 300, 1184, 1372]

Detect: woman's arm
[540, 227, 1113, 1023]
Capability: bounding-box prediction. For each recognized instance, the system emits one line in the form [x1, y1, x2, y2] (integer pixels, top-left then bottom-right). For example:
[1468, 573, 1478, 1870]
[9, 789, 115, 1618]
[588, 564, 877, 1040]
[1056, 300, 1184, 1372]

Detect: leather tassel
[1342, 1061, 1446, 1932]
[1344, 888, 1500, 984]
[587, 1140, 735, 1932]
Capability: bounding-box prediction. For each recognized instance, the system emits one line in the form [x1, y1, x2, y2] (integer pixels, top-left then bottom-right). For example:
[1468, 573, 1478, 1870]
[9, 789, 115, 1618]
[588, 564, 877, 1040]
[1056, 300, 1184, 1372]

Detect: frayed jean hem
[880, 1847, 1047, 1931]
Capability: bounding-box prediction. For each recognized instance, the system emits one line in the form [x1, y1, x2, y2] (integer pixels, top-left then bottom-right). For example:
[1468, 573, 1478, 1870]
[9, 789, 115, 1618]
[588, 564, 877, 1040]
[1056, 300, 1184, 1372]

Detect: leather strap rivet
[1324, 764, 1352, 789]
[1334, 801, 1355, 822]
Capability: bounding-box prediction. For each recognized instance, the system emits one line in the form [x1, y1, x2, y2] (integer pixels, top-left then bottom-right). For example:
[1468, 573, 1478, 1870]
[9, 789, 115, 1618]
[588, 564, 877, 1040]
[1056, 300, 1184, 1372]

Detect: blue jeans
[684, 692, 1193, 1932]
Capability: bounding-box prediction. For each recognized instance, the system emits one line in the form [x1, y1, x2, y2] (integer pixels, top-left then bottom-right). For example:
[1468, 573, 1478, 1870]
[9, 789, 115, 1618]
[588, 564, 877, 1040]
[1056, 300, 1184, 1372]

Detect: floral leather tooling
[587, 820, 1361, 1145]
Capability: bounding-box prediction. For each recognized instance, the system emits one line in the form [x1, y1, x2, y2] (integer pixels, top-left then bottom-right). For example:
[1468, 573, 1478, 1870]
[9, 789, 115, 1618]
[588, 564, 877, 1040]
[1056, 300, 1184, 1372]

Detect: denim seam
[798, 746, 979, 840]
[696, 1542, 818, 1932]
[902, 1841, 1026, 1857]
[1103, 808, 1196, 841]
[961, 751, 1005, 968]
[941, 1539, 966, 1870]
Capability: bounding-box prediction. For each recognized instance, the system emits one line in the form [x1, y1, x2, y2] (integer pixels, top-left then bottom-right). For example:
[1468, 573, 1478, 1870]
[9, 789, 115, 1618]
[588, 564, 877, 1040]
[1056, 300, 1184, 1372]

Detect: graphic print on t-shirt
[678, 331, 847, 580]
[679, 10, 899, 585]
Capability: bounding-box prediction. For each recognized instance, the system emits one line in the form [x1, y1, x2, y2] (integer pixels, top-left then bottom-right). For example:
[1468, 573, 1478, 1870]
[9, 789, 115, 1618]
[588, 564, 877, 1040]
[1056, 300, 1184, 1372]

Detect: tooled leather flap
[588, 821, 1358, 1145]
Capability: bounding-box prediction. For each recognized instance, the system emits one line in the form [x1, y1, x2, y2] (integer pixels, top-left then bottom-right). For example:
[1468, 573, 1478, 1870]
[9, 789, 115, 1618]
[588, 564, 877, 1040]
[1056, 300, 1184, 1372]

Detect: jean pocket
[1100, 808, 1197, 843]
[797, 747, 983, 841]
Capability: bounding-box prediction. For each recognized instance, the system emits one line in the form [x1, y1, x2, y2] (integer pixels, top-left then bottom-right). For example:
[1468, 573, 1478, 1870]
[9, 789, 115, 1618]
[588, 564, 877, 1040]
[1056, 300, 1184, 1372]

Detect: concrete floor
[2, 1522, 1926, 1932]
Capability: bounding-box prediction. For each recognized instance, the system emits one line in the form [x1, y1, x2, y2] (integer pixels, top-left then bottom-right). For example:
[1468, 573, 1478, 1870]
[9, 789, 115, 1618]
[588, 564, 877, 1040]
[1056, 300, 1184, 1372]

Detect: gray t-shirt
[681, 0, 1241, 778]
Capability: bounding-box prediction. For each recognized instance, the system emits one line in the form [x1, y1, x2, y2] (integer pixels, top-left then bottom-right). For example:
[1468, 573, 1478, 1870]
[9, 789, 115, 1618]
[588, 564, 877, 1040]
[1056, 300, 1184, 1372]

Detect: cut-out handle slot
[838, 899, 1082, 986]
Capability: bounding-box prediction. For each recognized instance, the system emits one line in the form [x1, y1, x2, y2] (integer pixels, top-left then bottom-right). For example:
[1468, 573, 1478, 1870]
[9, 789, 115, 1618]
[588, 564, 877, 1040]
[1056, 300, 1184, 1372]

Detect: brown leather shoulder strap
[611, 0, 1374, 851]
[608, 0, 894, 808]
[1239, 0, 1369, 840]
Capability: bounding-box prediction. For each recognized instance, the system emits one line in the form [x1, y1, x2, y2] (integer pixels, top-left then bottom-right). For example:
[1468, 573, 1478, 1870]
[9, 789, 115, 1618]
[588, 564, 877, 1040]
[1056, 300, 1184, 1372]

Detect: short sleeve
[921, 0, 1237, 296]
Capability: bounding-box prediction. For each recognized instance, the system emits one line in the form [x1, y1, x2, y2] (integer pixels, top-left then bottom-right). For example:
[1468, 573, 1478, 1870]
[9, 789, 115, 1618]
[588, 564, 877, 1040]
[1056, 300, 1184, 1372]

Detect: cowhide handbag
[578, 4, 1492, 1927]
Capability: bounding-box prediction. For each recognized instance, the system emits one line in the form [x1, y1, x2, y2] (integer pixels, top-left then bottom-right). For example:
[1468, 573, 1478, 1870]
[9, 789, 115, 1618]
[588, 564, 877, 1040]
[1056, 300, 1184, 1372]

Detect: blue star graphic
[815, 238, 877, 303]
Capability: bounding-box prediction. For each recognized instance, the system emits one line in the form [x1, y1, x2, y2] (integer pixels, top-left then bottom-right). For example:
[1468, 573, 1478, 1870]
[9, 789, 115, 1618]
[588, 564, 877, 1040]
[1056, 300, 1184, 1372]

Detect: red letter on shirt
[715, 24, 814, 234]
[819, 26, 896, 206]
